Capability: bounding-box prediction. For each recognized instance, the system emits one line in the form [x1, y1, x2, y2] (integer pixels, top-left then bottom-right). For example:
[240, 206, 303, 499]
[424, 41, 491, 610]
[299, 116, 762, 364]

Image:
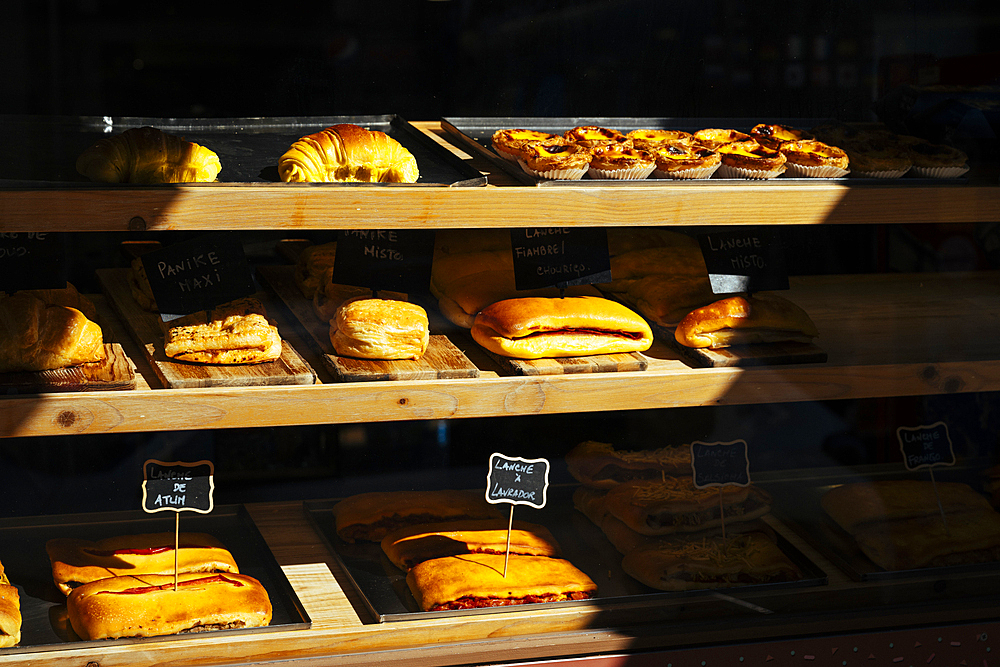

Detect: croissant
[76, 127, 222, 184]
[278, 123, 419, 183]
[0, 293, 105, 372]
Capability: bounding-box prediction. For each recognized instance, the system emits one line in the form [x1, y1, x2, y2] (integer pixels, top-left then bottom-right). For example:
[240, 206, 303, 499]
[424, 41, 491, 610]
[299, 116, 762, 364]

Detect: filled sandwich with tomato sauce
[46, 532, 239, 596]
[471, 296, 653, 359]
[66, 572, 271, 639]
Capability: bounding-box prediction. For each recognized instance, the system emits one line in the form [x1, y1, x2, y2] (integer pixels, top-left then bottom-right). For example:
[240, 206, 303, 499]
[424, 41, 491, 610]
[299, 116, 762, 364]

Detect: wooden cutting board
[650, 321, 828, 368]
[477, 347, 648, 376]
[96, 268, 317, 388]
[0, 344, 136, 393]
[256, 265, 480, 382]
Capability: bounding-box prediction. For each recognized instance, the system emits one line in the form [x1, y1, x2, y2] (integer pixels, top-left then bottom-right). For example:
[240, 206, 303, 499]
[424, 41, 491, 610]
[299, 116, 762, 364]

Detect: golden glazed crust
[674, 292, 819, 349]
[76, 126, 221, 184]
[608, 244, 708, 282]
[717, 140, 787, 171]
[332, 490, 504, 543]
[651, 141, 722, 173]
[15, 283, 98, 322]
[749, 123, 814, 149]
[163, 297, 282, 365]
[279, 123, 419, 183]
[471, 296, 653, 359]
[46, 532, 239, 596]
[66, 573, 271, 640]
[692, 128, 751, 150]
[381, 519, 561, 571]
[564, 125, 627, 147]
[626, 129, 694, 151]
[588, 145, 656, 171]
[780, 140, 850, 169]
[491, 129, 562, 161]
[331, 298, 429, 360]
[406, 553, 597, 612]
[0, 293, 105, 373]
[518, 142, 593, 172]
[565, 440, 693, 488]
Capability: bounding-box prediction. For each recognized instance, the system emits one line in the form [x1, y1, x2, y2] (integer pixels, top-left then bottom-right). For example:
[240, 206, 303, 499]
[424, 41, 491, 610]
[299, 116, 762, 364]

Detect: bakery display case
[3, 2, 1000, 665]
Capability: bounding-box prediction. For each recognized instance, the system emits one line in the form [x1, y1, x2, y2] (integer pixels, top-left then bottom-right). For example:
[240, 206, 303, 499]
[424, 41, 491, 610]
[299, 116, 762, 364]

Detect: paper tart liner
[517, 159, 589, 181]
[852, 168, 910, 179]
[652, 163, 722, 180]
[909, 165, 969, 179]
[783, 163, 850, 179]
[716, 163, 786, 180]
[587, 164, 656, 180]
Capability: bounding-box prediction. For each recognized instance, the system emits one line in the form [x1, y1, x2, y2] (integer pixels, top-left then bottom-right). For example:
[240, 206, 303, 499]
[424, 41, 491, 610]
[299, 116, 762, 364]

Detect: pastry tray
[764, 461, 1000, 582]
[0, 114, 486, 186]
[304, 484, 827, 623]
[0, 504, 310, 653]
[441, 116, 969, 187]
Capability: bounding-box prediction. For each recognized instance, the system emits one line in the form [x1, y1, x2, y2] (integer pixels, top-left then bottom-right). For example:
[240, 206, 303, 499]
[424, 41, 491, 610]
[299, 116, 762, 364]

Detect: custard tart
[899, 137, 969, 178]
[564, 126, 629, 148]
[588, 145, 656, 180]
[716, 140, 786, 179]
[840, 139, 912, 178]
[779, 140, 850, 178]
[491, 129, 562, 162]
[692, 128, 751, 150]
[650, 141, 721, 180]
[518, 142, 593, 180]
[626, 129, 694, 151]
[750, 123, 814, 150]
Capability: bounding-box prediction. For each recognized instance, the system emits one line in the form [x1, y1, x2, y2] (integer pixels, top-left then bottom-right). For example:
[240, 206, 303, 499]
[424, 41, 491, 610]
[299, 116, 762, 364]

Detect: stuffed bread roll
[471, 296, 653, 359]
[674, 292, 818, 349]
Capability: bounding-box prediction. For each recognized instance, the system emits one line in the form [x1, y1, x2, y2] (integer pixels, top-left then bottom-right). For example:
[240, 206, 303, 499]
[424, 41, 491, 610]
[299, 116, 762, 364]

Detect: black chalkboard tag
[142, 459, 215, 514]
[0, 232, 68, 292]
[486, 453, 550, 577]
[690, 440, 751, 488]
[897, 422, 956, 471]
[510, 228, 611, 291]
[697, 228, 789, 295]
[140, 232, 255, 316]
[333, 230, 434, 294]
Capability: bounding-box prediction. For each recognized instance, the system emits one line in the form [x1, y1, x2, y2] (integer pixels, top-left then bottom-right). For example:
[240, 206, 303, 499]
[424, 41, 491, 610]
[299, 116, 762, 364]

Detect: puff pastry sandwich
[0, 561, 20, 648]
[406, 553, 597, 611]
[566, 440, 692, 489]
[76, 126, 221, 184]
[46, 532, 240, 596]
[674, 293, 819, 349]
[471, 296, 653, 360]
[163, 297, 282, 365]
[0, 291, 105, 373]
[381, 519, 561, 571]
[332, 490, 504, 543]
[279, 123, 419, 183]
[331, 298, 429, 360]
[66, 573, 271, 640]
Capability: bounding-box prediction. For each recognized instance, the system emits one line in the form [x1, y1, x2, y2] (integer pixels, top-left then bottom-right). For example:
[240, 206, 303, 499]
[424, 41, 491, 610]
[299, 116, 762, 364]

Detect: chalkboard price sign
[510, 228, 611, 291]
[0, 232, 68, 292]
[697, 228, 789, 294]
[141, 232, 255, 316]
[142, 460, 215, 514]
[690, 440, 751, 488]
[333, 229, 434, 294]
[897, 422, 956, 471]
[486, 453, 549, 509]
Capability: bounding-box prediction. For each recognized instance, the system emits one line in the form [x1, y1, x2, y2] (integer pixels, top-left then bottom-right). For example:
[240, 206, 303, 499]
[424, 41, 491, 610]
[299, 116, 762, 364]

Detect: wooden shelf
[2, 271, 997, 438]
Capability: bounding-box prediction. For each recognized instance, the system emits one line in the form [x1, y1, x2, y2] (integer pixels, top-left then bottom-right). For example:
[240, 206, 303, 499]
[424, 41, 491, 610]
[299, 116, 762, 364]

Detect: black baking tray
[441, 116, 969, 187]
[304, 484, 827, 623]
[0, 114, 486, 186]
[0, 504, 309, 654]
[764, 461, 1000, 582]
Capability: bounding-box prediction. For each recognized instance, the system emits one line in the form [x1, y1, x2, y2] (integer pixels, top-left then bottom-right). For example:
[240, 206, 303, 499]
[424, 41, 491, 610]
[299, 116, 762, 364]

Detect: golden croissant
[76, 126, 222, 183]
[0, 293, 105, 372]
[278, 123, 419, 183]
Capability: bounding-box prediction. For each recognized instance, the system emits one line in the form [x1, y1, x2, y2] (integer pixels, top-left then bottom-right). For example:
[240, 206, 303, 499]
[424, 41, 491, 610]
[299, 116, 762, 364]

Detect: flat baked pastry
[406, 553, 597, 611]
[0, 292, 105, 373]
[332, 490, 504, 543]
[46, 532, 240, 596]
[565, 440, 693, 489]
[279, 123, 419, 183]
[331, 298, 429, 360]
[674, 292, 819, 349]
[67, 573, 271, 640]
[163, 297, 282, 365]
[76, 126, 222, 184]
[621, 533, 802, 591]
[471, 296, 653, 359]
[381, 519, 561, 571]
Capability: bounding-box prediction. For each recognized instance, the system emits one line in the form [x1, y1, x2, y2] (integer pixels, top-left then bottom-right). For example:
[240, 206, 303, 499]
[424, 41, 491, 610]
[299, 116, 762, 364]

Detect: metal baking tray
[0, 504, 309, 654]
[441, 116, 968, 187]
[765, 461, 1000, 582]
[0, 114, 486, 187]
[305, 484, 827, 623]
